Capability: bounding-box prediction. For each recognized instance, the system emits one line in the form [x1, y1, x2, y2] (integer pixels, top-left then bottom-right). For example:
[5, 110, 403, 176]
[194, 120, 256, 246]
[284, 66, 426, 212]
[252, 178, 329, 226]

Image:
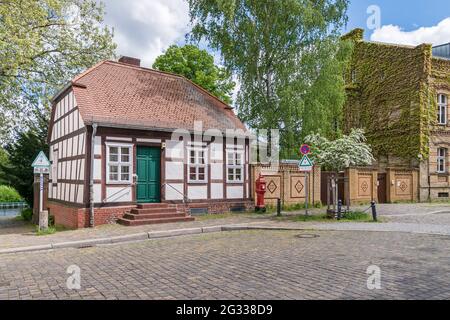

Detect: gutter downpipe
[89, 123, 98, 228]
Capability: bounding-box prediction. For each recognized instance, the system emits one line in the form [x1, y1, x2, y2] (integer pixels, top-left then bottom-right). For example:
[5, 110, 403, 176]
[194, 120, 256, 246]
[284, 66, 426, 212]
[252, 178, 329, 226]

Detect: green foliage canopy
[187, 0, 351, 158]
[0, 0, 116, 144]
[153, 44, 235, 104]
[0, 185, 23, 202]
[305, 128, 375, 172]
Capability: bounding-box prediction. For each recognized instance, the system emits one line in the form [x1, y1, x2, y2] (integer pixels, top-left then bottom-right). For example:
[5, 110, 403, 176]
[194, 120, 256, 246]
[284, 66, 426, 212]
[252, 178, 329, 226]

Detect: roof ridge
[103, 60, 234, 111]
[365, 40, 420, 49]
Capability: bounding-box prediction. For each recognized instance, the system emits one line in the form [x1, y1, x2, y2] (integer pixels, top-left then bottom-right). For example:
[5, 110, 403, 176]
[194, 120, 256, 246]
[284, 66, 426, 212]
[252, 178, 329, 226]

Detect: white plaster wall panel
[57, 141, 61, 159]
[48, 184, 53, 198]
[94, 136, 102, 155]
[165, 183, 184, 200]
[57, 162, 62, 180]
[79, 159, 85, 179]
[71, 160, 76, 180]
[246, 183, 249, 198]
[188, 185, 208, 200]
[72, 135, 78, 156]
[165, 161, 184, 180]
[59, 183, 64, 200]
[166, 140, 184, 159]
[226, 143, 244, 149]
[106, 187, 132, 202]
[67, 137, 73, 157]
[93, 159, 102, 180]
[211, 183, 223, 199]
[210, 143, 223, 161]
[93, 184, 102, 203]
[61, 161, 66, 179]
[63, 116, 67, 136]
[65, 183, 70, 202]
[61, 140, 66, 158]
[72, 110, 78, 131]
[77, 185, 84, 203]
[227, 186, 244, 199]
[68, 112, 73, 134]
[78, 133, 85, 154]
[211, 163, 223, 180]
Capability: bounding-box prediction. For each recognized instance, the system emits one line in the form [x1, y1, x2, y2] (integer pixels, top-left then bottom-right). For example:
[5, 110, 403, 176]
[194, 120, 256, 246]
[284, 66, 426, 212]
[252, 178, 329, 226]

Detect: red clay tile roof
[68, 60, 246, 132]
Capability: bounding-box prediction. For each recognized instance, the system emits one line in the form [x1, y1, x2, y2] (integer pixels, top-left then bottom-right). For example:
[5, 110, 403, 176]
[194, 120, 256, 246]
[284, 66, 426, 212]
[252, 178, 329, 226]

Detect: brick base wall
[47, 201, 135, 229]
[187, 200, 254, 214]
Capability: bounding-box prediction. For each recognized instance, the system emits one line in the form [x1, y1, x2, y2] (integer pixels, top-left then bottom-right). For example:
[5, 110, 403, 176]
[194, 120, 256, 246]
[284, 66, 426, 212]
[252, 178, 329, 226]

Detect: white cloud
[370, 17, 450, 46]
[102, 0, 190, 67]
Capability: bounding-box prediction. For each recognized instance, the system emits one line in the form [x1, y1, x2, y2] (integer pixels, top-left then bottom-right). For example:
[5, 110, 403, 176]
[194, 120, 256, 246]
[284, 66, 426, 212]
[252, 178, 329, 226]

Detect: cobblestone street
[1, 229, 449, 300]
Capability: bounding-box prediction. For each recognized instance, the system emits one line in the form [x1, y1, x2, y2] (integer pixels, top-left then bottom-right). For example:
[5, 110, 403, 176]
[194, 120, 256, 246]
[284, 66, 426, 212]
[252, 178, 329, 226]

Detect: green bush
[21, 208, 33, 221]
[0, 185, 22, 202]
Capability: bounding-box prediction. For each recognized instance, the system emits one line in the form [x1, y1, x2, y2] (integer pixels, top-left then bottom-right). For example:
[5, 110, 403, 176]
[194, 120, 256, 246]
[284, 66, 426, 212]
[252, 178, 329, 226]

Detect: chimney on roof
[118, 56, 141, 67]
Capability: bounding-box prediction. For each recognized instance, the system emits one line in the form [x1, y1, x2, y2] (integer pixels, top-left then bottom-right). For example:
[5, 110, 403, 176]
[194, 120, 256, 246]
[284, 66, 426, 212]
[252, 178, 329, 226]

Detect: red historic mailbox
[255, 173, 267, 212]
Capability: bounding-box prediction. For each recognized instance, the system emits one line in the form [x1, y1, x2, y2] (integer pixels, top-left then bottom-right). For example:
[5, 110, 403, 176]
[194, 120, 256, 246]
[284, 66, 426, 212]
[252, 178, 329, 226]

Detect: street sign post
[32, 151, 50, 231]
[298, 147, 314, 216]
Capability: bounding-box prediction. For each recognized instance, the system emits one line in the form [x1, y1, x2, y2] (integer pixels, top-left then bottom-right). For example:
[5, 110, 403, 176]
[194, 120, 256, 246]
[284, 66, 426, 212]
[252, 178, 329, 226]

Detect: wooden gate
[377, 173, 387, 204]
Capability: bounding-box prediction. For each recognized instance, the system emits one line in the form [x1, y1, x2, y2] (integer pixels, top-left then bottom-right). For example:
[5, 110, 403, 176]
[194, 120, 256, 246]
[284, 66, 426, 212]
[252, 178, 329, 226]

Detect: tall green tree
[0, 0, 116, 144]
[187, 0, 350, 158]
[153, 44, 235, 104]
[0, 111, 49, 205]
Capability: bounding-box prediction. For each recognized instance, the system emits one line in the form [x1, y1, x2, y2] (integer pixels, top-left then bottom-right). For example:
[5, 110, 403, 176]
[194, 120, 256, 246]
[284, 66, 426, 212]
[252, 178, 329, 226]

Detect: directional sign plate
[32, 151, 50, 168]
[298, 155, 313, 172]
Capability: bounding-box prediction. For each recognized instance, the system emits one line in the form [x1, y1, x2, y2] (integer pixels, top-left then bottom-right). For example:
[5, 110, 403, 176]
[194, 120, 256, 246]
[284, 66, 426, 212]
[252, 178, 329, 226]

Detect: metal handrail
[161, 183, 190, 204]
[102, 181, 136, 204]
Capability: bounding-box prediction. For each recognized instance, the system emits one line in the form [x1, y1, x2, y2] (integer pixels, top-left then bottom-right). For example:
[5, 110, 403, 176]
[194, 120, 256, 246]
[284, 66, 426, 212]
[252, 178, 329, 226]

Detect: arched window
[438, 94, 448, 125]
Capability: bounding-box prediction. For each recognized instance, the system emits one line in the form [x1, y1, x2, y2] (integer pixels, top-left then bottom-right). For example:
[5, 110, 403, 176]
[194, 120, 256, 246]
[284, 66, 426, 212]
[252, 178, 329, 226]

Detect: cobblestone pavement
[0, 229, 449, 300]
[0, 215, 269, 250]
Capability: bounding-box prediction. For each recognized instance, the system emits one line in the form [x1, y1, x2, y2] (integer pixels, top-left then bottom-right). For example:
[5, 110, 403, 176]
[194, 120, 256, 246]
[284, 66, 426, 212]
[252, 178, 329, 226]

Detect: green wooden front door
[136, 146, 161, 203]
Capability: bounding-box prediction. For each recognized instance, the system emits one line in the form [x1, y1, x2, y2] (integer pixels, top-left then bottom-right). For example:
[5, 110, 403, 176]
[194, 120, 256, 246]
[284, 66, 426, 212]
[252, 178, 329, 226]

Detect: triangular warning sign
[32, 151, 50, 167]
[299, 155, 313, 167]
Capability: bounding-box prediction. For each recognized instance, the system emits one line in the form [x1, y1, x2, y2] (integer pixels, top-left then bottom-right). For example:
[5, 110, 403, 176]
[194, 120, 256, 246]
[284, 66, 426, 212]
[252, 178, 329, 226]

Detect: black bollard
[337, 199, 342, 220]
[277, 198, 282, 217]
[371, 201, 377, 222]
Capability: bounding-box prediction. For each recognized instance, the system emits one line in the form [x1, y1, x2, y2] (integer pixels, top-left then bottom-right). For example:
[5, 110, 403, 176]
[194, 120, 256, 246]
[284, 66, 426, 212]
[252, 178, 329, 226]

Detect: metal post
[371, 201, 377, 222]
[337, 199, 342, 220]
[39, 173, 43, 214]
[305, 172, 309, 216]
[277, 198, 282, 217]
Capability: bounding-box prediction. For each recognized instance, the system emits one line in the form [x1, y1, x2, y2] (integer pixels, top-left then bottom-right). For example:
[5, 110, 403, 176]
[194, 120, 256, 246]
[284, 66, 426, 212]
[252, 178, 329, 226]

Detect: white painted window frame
[438, 94, 447, 125]
[106, 142, 133, 184]
[187, 147, 208, 183]
[437, 147, 446, 173]
[226, 149, 244, 183]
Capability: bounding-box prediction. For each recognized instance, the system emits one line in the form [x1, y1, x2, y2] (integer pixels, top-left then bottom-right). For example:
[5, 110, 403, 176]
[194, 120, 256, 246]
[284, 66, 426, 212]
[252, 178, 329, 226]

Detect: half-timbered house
[47, 56, 253, 228]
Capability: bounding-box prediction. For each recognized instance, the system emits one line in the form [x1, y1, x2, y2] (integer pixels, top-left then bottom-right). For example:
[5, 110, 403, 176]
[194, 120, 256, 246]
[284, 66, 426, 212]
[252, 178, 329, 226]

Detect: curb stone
[0, 224, 307, 255]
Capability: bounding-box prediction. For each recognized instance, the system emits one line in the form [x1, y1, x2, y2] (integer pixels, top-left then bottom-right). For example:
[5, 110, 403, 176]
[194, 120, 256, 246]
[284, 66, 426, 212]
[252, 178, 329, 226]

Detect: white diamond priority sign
[298, 155, 313, 172]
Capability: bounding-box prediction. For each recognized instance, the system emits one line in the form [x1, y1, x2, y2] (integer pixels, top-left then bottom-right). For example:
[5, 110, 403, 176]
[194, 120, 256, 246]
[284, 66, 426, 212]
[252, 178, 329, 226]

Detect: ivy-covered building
[343, 29, 450, 202]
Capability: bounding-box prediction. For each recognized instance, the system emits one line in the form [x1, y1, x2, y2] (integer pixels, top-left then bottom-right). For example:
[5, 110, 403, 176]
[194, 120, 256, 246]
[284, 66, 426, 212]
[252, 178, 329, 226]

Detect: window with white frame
[437, 147, 446, 173]
[107, 144, 132, 183]
[188, 148, 207, 182]
[438, 94, 447, 125]
[227, 150, 244, 182]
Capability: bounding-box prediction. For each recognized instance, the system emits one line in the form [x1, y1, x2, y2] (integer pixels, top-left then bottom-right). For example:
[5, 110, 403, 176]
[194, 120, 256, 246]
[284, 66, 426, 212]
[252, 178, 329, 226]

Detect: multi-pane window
[227, 151, 244, 182]
[188, 149, 207, 182]
[107, 144, 132, 183]
[437, 148, 446, 173]
[438, 94, 447, 125]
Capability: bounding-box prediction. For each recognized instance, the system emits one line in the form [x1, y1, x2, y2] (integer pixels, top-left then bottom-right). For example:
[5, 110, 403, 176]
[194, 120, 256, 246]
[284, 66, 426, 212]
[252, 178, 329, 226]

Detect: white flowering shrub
[305, 129, 374, 172]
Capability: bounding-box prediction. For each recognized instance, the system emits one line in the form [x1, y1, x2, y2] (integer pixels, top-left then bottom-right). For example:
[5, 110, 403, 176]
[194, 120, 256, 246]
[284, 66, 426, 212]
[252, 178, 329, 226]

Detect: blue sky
[101, 0, 450, 67]
[346, 0, 450, 43]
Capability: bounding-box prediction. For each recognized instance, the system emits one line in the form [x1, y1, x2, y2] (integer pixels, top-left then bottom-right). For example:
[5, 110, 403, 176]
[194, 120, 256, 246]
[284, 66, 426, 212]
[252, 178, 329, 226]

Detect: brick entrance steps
[117, 203, 194, 226]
